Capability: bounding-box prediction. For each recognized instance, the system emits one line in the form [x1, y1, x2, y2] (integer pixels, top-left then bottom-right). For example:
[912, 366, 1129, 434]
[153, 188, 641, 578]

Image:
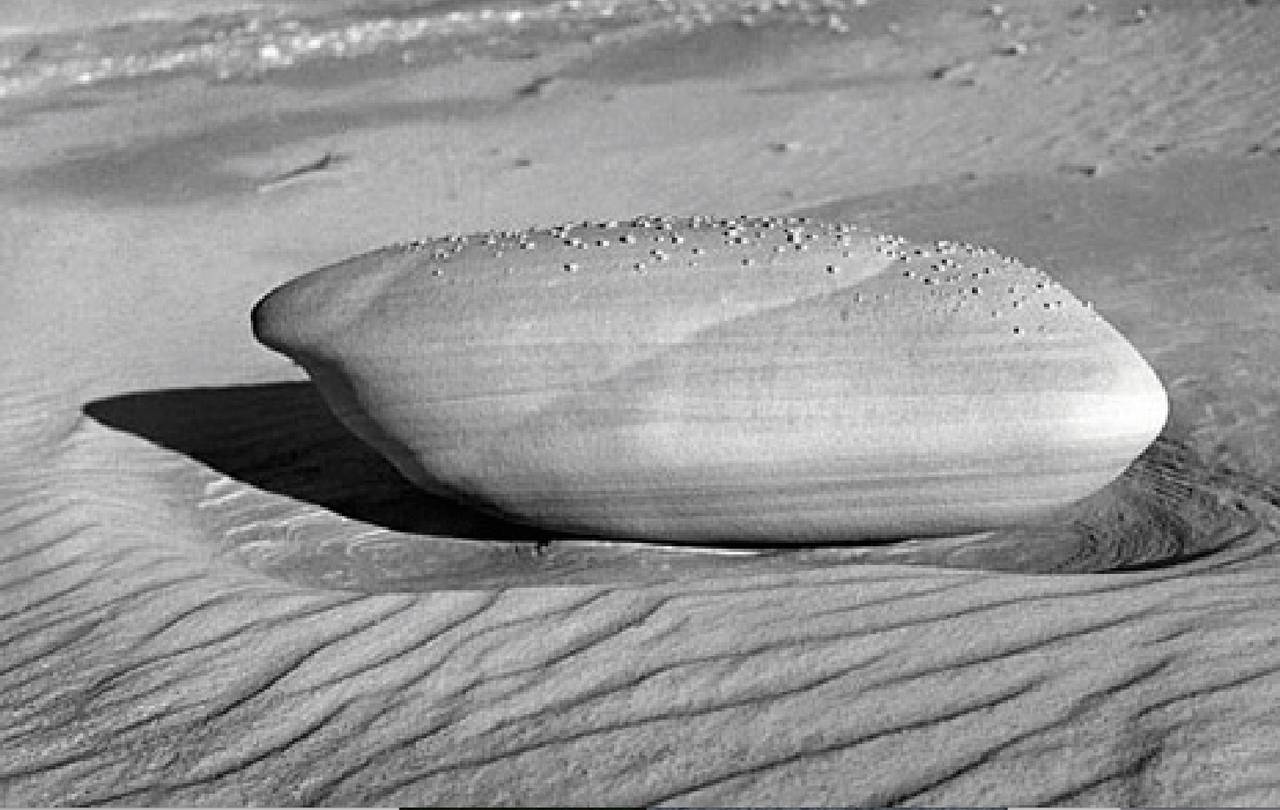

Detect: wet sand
[5, 0, 1280, 804]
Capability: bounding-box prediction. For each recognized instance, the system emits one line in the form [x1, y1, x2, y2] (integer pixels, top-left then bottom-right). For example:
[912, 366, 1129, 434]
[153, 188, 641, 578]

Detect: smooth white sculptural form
[253, 215, 1168, 543]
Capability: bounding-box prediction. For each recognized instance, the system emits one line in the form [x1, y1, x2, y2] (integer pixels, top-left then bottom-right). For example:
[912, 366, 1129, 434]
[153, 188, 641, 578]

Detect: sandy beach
[4, 0, 1280, 804]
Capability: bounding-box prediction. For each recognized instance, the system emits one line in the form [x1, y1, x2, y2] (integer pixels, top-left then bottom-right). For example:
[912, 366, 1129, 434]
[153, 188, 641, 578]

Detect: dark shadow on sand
[83, 381, 562, 544]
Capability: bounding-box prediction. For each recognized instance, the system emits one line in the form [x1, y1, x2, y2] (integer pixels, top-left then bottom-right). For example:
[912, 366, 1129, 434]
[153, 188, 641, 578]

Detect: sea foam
[0, 0, 874, 99]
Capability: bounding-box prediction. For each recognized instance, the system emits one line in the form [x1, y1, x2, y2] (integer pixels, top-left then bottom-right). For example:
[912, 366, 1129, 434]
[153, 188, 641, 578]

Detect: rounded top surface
[256, 214, 1117, 360]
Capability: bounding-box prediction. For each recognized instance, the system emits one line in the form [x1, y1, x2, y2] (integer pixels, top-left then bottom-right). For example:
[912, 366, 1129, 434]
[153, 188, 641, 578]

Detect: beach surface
[4, 0, 1280, 804]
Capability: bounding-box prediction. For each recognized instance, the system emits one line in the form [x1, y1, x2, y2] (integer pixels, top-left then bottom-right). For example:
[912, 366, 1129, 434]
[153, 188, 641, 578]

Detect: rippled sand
[4, 0, 1280, 804]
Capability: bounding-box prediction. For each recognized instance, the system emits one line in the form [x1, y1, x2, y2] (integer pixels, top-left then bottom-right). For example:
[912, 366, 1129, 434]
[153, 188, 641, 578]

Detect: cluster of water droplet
[396, 214, 880, 275]
[388, 214, 1102, 338]
[867, 235, 1101, 335]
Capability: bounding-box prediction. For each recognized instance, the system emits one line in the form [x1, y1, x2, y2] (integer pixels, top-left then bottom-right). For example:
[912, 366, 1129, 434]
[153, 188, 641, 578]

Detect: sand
[4, 0, 1280, 805]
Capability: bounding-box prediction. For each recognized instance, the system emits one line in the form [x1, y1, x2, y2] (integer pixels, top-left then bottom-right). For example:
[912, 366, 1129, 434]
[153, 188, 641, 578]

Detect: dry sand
[4, 0, 1280, 805]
